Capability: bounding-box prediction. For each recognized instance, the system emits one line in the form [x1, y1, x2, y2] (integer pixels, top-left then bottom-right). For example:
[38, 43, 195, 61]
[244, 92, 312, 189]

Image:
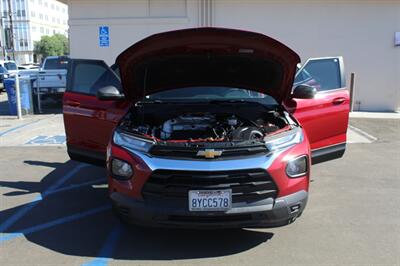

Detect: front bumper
[111, 190, 308, 228]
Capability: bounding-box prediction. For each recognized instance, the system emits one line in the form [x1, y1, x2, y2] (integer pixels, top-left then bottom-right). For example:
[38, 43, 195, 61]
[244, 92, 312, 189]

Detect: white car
[18, 64, 40, 70]
[0, 60, 18, 75]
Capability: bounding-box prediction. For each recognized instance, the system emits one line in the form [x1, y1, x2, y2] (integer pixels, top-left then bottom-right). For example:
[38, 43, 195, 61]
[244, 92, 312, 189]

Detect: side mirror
[97, 86, 125, 101]
[292, 84, 317, 99]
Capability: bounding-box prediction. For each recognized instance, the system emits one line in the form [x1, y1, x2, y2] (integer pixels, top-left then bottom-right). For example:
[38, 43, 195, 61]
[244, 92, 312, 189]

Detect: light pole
[0, 16, 7, 60]
[6, 0, 15, 60]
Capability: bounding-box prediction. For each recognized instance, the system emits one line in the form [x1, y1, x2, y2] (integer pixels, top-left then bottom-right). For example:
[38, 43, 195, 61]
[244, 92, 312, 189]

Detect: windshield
[146, 87, 278, 105]
[4, 62, 17, 71]
[44, 58, 68, 70]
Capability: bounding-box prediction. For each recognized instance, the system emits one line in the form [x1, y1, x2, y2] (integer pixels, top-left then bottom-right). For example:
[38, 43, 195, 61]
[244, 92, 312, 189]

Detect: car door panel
[63, 59, 129, 166]
[285, 57, 349, 164]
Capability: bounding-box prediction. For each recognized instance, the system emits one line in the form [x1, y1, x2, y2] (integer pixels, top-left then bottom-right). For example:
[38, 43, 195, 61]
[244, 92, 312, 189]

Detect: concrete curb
[350, 112, 400, 119]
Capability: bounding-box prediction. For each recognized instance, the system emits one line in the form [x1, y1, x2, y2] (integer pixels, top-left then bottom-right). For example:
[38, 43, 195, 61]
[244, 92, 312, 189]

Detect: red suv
[63, 28, 349, 228]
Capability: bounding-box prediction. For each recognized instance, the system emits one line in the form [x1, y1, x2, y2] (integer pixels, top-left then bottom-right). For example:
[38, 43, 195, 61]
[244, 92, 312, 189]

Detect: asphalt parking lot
[0, 117, 399, 266]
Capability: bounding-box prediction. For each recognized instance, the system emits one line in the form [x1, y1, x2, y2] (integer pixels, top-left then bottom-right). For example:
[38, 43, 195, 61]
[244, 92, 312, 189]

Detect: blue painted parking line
[0, 233, 24, 242]
[42, 164, 87, 197]
[82, 223, 123, 266]
[0, 200, 40, 233]
[0, 205, 111, 243]
[0, 120, 41, 137]
[25, 135, 66, 145]
[47, 178, 105, 195]
[0, 164, 87, 232]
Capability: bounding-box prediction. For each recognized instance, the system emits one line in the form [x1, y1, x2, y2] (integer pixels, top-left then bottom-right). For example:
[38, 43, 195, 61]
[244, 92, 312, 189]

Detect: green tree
[53, 34, 69, 55]
[34, 34, 69, 58]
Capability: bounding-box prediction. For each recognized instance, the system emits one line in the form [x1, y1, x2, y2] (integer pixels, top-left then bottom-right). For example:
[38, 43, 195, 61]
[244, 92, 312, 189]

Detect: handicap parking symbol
[26, 135, 66, 145]
[99, 26, 110, 47]
[99, 26, 109, 36]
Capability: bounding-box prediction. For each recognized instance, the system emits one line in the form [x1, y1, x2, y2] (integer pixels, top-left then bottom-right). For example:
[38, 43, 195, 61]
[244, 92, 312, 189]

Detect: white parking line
[348, 125, 378, 142]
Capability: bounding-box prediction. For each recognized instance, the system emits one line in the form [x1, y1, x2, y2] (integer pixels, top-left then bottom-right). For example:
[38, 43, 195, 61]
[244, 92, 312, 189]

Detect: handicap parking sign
[99, 26, 109, 47]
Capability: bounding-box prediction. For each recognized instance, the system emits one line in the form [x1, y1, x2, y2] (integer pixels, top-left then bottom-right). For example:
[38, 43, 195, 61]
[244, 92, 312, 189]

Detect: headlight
[113, 131, 154, 153]
[286, 155, 308, 178]
[111, 158, 133, 180]
[265, 129, 303, 152]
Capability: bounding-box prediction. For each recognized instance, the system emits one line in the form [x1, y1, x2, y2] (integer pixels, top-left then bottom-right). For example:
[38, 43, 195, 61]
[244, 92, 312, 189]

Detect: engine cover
[161, 113, 216, 139]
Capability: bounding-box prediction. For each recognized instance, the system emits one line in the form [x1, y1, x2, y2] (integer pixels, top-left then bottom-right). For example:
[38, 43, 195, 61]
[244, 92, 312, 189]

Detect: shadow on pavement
[0, 159, 273, 260]
[24, 160, 65, 168]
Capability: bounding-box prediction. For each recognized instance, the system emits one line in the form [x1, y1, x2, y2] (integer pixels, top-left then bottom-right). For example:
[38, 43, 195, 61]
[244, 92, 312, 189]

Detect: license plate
[189, 189, 232, 211]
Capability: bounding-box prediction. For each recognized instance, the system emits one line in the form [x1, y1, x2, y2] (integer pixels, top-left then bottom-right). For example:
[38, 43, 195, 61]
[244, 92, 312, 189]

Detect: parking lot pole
[36, 72, 42, 113]
[15, 74, 22, 119]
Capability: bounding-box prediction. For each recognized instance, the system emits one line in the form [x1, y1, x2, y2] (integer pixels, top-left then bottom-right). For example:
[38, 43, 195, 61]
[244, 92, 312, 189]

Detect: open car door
[63, 59, 129, 166]
[284, 57, 349, 164]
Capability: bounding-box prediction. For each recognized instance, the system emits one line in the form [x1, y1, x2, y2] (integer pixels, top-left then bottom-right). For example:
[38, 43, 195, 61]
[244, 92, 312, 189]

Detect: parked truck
[35, 56, 68, 93]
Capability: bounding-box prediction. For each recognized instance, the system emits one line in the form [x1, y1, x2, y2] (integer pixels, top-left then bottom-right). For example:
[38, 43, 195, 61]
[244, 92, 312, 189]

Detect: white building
[0, 0, 68, 64]
[62, 0, 399, 112]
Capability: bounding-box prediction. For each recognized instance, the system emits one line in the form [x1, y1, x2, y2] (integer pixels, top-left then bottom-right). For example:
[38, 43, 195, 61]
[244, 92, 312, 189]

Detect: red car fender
[108, 145, 152, 200]
[267, 130, 311, 197]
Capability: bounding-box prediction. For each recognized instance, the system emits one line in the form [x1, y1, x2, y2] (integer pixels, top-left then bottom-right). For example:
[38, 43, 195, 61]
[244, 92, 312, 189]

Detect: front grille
[149, 145, 268, 160]
[142, 169, 278, 203]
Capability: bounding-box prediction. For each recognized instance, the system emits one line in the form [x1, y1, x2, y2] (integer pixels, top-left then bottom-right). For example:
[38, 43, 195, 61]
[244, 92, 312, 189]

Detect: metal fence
[10, 71, 67, 119]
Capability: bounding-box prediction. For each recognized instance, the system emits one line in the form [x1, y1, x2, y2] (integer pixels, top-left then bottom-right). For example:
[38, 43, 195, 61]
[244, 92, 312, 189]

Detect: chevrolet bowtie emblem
[196, 149, 223, 159]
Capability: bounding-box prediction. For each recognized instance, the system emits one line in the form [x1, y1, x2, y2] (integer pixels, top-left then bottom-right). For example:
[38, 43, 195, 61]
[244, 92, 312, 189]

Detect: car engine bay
[118, 102, 295, 144]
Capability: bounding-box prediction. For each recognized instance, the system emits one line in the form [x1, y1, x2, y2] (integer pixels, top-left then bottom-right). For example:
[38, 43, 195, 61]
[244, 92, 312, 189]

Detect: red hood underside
[116, 27, 300, 103]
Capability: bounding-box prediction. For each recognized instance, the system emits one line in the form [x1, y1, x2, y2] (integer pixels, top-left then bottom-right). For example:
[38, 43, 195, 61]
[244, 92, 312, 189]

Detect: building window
[46, 28, 49, 34]
[45, 15, 48, 21]
[17, 10, 26, 17]
[32, 26, 36, 32]
[52, 17, 55, 23]
[31, 11, 35, 17]
[38, 0, 42, 5]
[39, 13, 43, 19]
[20, 39, 28, 47]
[57, 18, 60, 24]
[51, 3, 54, 9]
[40, 27, 44, 33]
[44, 1, 48, 8]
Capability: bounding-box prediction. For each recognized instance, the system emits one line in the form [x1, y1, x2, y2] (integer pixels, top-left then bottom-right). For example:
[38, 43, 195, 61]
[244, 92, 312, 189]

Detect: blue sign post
[99, 26, 109, 47]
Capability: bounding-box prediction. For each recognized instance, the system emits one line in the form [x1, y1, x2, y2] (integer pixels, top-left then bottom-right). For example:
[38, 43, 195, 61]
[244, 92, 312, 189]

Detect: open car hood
[116, 28, 300, 103]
